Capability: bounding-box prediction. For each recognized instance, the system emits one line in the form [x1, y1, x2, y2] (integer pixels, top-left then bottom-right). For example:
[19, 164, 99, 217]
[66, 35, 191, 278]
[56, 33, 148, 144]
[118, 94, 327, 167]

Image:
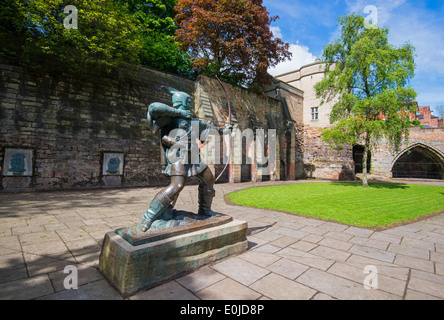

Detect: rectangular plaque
[102, 152, 124, 176]
[2, 148, 33, 177]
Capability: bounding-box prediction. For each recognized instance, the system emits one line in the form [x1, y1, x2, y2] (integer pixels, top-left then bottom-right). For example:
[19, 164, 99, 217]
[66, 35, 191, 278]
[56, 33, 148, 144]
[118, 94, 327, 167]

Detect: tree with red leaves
[174, 0, 291, 90]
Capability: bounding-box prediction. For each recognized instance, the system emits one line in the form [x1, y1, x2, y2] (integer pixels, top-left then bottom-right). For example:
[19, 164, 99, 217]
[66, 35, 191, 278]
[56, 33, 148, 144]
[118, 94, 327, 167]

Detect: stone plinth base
[99, 216, 248, 297]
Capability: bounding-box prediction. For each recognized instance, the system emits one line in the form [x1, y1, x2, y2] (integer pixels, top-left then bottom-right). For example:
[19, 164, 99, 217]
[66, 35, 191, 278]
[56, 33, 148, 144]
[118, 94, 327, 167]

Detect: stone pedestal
[99, 213, 248, 297]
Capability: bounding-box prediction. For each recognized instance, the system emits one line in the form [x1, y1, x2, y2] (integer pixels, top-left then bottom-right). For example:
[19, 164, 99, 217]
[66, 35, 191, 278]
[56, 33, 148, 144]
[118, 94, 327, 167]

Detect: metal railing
[392, 162, 443, 180]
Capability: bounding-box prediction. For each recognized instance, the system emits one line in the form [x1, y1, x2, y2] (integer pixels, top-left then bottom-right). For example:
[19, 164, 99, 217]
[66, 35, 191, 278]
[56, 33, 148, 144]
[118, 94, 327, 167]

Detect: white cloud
[270, 26, 283, 39]
[268, 42, 317, 76]
[266, 0, 444, 107]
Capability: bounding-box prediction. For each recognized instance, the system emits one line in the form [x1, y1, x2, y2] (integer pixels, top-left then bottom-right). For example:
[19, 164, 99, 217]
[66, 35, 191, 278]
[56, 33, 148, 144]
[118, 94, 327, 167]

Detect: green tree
[315, 14, 417, 187]
[119, 0, 194, 77]
[0, 0, 143, 70]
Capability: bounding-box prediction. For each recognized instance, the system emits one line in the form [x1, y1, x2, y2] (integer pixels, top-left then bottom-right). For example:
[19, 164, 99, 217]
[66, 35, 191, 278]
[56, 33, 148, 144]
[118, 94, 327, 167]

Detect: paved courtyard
[0, 180, 443, 300]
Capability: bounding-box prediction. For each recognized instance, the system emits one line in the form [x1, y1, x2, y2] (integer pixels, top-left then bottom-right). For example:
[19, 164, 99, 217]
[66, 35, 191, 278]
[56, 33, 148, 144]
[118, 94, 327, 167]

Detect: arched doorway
[241, 164, 251, 182]
[353, 145, 371, 174]
[392, 144, 444, 180]
[280, 160, 286, 180]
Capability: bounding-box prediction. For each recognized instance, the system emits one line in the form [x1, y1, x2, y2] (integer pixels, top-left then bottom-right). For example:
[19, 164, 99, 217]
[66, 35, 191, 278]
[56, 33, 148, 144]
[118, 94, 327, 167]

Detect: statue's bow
[215, 75, 232, 182]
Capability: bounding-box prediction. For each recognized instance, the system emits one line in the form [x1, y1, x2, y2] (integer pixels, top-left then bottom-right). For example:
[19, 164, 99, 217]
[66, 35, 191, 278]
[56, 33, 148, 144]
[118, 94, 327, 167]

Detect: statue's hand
[177, 109, 191, 119]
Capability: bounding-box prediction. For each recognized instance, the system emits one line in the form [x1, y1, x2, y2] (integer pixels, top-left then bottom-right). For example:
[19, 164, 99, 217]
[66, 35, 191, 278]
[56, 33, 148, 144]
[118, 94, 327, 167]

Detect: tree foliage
[315, 14, 417, 187]
[119, 0, 194, 77]
[0, 0, 143, 70]
[174, 0, 291, 89]
[1, 0, 193, 76]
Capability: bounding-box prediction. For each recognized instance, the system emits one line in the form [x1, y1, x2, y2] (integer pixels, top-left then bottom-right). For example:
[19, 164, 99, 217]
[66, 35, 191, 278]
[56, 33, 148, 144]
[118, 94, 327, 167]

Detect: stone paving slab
[296, 268, 400, 300]
[0, 180, 443, 300]
[250, 272, 316, 300]
[196, 278, 262, 300]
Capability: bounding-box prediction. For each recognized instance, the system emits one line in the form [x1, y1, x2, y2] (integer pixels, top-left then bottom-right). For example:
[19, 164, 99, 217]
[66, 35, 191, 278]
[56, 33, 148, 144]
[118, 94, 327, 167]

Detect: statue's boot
[198, 186, 216, 217]
[166, 194, 179, 216]
[138, 193, 170, 232]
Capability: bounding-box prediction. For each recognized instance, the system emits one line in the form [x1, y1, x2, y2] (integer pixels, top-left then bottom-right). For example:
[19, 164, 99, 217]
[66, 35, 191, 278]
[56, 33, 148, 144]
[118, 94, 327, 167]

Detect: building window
[311, 107, 319, 120]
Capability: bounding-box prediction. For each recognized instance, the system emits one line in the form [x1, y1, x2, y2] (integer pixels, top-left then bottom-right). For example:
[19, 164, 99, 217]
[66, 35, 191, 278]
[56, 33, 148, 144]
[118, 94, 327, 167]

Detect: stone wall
[195, 75, 293, 183]
[0, 58, 293, 191]
[299, 126, 444, 181]
[300, 126, 354, 180]
[0, 58, 193, 191]
[275, 59, 444, 182]
[370, 127, 444, 180]
[5, 57, 439, 192]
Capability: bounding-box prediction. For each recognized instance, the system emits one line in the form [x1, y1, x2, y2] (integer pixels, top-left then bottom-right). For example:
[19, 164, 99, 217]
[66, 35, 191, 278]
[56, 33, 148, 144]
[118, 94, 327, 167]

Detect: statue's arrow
[215, 75, 233, 182]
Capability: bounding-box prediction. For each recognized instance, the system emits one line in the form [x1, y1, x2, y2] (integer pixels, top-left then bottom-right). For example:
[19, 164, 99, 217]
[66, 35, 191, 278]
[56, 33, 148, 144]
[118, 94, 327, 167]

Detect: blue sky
[265, 0, 444, 114]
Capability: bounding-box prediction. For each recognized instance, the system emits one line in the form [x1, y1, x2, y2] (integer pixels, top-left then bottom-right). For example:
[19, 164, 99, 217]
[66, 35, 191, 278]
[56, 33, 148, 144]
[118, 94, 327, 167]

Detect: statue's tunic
[148, 103, 214, 178]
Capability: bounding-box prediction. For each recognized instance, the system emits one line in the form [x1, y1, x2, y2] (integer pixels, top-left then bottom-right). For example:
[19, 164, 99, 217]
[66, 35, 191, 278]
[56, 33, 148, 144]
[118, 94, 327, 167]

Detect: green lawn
[227, 182, 444, 229]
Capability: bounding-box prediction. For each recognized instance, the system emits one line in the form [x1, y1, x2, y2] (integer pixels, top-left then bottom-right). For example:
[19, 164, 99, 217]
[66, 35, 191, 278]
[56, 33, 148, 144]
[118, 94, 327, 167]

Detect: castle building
[265, 60, 444, 181]
[270, 59, 334, 128]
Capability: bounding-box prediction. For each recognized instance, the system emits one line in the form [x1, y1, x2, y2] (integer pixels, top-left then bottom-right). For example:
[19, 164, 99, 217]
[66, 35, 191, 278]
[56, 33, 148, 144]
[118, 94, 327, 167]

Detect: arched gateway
[391, 143, 444, 180]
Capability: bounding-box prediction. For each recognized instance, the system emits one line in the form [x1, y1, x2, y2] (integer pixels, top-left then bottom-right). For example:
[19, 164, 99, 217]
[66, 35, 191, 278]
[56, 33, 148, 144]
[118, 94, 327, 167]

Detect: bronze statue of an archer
[138, 86, 231, 232]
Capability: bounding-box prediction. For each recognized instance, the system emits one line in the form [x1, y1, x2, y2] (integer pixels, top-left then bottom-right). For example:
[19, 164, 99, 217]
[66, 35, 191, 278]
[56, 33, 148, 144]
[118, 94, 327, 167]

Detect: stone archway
[392, 143, 444, 180]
